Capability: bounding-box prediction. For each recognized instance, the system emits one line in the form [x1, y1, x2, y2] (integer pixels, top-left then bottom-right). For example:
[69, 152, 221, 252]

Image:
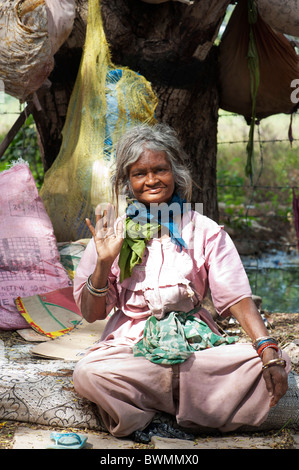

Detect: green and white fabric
[133, 309, 238, 364]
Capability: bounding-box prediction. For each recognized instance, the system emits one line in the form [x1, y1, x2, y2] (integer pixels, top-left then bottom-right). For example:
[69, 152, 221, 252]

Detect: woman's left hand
[229, 298, 289, 408]
[262, 357, 288, 407]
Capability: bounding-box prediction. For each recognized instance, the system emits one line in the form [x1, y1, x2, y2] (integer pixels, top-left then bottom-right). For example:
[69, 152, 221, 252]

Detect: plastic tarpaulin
[219, 0, 299, 122]
[257, 0, 299, 36]
[219, 0, 299, 178]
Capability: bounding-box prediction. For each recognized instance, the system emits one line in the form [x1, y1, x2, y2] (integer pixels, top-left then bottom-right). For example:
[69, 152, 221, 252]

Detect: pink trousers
[73, 342, 290, 437]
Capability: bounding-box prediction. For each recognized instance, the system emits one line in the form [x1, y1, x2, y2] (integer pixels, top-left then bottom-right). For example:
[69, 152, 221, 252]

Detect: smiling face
[128, 148, 175, 206]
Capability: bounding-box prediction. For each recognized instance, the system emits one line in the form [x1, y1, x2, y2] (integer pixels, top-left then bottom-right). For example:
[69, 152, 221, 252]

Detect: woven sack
[46, 0, 76, 55]
[0, 162, 71, 330]
[0, 0, 75, 102]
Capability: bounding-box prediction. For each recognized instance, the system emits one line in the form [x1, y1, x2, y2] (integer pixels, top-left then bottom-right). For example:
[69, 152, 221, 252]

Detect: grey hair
[112, 123, 192, 204]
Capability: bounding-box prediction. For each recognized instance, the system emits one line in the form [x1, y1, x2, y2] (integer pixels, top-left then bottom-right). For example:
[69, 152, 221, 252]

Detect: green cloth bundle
[133, 309, 238, 364]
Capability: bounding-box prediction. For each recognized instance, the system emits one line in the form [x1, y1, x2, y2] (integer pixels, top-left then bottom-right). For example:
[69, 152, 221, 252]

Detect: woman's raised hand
[85, 203, 124, 265]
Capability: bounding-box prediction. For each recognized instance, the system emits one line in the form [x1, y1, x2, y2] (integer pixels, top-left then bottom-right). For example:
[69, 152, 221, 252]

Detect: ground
[0, 312, 298, 449]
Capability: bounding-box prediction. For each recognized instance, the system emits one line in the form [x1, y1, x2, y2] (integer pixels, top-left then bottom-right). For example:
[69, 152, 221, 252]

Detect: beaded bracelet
[262, 358, 286, 371]
[86, 275, 109, 297]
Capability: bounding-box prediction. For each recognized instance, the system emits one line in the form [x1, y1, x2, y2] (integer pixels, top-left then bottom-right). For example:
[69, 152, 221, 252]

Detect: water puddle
[241, 251, 299, 313]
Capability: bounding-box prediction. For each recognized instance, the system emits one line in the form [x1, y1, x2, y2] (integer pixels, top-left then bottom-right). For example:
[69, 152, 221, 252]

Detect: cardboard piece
[30, 319, 107, 361]
[17, 328, 51, 342]
[15, 286, 82, 339]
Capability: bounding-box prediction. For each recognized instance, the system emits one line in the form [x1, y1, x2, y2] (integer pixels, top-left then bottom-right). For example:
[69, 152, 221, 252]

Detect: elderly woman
[73, 123, 290, 439]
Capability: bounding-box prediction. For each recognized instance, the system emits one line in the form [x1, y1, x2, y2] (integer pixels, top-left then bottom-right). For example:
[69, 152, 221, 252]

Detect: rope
[246, 0, 260, 182]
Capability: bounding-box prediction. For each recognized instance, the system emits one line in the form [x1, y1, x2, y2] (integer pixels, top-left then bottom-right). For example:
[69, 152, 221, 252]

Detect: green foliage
[217, 112, 298, 231]
[0, 114, 44, 188]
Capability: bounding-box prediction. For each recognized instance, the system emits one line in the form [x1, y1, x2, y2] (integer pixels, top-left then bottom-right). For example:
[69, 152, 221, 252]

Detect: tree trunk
[153, 47, 220, 220]
[33, 0, 230, 222]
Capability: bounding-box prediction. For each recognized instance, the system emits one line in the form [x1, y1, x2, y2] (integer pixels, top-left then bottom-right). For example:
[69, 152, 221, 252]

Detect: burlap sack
[0, 0, 75, 101]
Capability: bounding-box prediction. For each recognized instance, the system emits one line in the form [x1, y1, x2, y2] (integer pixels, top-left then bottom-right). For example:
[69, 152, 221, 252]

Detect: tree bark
[33, 0, 230, 221]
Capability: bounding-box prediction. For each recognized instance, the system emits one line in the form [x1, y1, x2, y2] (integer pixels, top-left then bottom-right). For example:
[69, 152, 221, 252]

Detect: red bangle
[257, 343, 279, 357]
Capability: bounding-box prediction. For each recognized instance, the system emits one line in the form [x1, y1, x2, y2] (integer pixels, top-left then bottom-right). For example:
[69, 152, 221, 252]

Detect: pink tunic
[73, 210, 252, 344]
[72, 210, 291, 437]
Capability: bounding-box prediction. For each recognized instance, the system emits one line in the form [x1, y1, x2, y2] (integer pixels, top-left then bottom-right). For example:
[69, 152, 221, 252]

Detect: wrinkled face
[129, 148, 175, 206]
